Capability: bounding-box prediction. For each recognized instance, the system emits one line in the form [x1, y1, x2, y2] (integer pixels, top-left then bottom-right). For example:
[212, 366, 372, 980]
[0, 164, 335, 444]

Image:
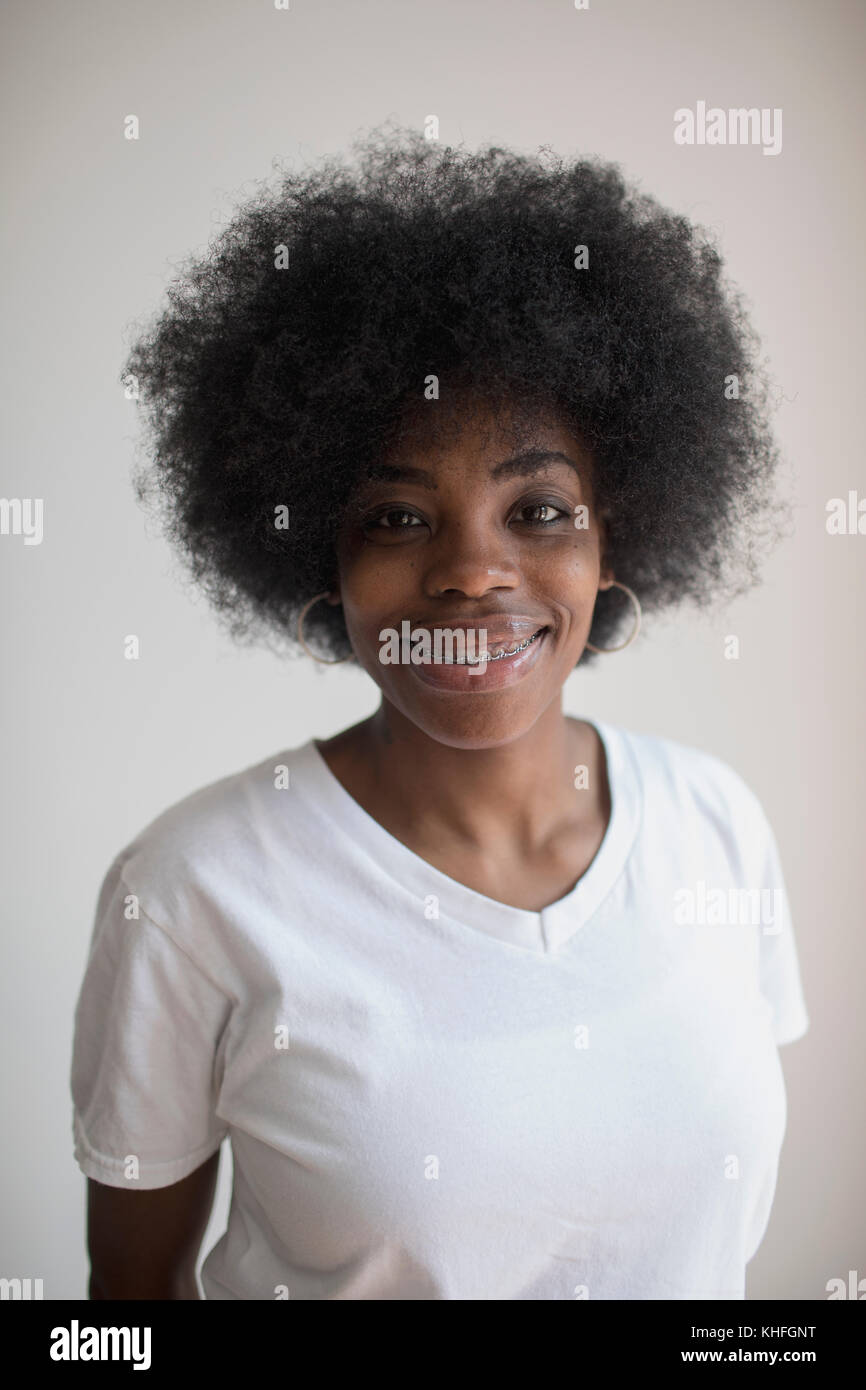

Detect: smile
[452, 628, 546, 664]
[406, 625, 551, 693]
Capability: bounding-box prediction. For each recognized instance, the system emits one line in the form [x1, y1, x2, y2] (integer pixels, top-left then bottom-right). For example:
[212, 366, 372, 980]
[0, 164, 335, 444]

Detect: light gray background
[2, 0, 863, 1300]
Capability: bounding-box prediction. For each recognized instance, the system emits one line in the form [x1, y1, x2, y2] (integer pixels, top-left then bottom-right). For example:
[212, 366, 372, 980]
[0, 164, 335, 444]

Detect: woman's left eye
[515, 501, 569, 526]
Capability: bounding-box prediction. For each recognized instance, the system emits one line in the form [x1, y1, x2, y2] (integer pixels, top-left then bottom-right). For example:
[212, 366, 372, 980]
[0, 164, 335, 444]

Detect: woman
[71, 123, 809, 1300]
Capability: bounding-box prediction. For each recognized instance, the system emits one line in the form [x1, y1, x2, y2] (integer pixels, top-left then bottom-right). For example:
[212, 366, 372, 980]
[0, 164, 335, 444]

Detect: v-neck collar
[289, 719, 642, 954]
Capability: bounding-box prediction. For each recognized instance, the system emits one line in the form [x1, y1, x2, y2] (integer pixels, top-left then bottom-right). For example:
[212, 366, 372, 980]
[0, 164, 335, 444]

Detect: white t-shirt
[70, 719, 809, 1300]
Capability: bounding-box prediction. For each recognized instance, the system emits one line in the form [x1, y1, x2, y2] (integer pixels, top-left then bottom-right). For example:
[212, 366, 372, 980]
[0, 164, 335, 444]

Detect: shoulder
[100, 742, 314, 938]
[607, 721, 771, 840]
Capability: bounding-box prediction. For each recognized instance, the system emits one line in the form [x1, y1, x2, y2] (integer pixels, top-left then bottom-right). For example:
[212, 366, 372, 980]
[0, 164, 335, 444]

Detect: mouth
[451, 626, 548, 664]
[405, 623, 552, 693]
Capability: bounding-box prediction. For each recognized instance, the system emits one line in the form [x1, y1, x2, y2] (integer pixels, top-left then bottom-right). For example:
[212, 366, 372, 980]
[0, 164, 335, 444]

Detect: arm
[87, 1148, 221, 1300]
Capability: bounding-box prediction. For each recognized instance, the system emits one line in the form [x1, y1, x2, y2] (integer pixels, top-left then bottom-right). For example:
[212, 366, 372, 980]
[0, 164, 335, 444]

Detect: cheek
[340, 525, 429, 588]
[344, 551, 404, 598]
[337, 554, 409, 654]
[525, 534, 601, 597]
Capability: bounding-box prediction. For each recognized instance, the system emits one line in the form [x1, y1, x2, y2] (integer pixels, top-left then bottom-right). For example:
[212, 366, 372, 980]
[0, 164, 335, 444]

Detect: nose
[422, 520, 522, 598]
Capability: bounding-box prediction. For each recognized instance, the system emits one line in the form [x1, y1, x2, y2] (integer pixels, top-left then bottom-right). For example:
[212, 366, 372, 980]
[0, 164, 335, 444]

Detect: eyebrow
[363, 449, 585, 490]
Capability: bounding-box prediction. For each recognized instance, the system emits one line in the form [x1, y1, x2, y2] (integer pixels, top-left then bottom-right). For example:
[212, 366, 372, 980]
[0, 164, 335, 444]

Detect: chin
[385, 688, 554, 752]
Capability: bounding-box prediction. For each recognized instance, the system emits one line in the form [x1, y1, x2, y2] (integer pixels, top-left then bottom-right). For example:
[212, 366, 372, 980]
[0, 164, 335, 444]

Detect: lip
[407, 616, 547, 650]
[408, 625, 550, 693]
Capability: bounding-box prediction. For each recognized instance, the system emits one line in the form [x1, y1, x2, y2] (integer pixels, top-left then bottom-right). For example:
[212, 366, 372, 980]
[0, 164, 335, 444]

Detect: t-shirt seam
[74, 1112, 227, 1174]
[457, 722, 642, 946]
[117, 868, 236, 1006]
[597, 722, 645, 911]
[296, 724, 645, 946]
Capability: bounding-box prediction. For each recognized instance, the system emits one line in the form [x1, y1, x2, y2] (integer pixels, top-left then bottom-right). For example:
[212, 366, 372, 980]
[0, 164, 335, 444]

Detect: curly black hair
[122, 119, 784, 663]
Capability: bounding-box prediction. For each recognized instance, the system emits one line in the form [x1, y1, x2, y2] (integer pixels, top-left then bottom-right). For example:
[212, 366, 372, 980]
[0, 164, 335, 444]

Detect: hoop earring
[585, 580, 642, 654]
[297, 592, 352, 665]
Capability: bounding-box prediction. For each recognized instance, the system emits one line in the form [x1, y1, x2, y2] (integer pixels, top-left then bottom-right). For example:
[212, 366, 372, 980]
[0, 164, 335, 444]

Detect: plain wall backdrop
[1, 0, 863, 1300]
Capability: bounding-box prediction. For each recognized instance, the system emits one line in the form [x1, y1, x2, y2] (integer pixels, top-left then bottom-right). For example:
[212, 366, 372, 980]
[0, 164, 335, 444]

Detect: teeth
[453, 629, 544, 665]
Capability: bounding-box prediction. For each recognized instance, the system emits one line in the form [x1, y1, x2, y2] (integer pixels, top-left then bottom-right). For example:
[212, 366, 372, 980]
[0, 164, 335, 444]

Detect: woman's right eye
[363, 509, 425, 531]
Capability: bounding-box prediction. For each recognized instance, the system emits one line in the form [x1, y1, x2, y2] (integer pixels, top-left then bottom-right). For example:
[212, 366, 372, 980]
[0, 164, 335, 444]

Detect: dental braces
[453, 629, 544, 665]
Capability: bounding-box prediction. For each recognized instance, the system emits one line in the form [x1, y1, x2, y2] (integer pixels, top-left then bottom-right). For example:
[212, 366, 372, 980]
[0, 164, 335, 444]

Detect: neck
[354, 699, 596, 854]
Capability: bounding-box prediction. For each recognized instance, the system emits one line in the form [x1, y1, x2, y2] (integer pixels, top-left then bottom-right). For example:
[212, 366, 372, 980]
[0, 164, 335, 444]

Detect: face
[331, 396, 614, 750]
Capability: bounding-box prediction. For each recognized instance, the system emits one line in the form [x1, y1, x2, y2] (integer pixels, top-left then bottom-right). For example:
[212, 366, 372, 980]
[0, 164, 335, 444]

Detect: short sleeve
[754, 811, 810, 1046]
[70, 856, 232, 1189]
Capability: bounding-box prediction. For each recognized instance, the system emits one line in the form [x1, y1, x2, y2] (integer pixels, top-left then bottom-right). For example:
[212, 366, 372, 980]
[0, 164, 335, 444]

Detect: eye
[361, 507, 427, 535]
[513, 499, 570, 527]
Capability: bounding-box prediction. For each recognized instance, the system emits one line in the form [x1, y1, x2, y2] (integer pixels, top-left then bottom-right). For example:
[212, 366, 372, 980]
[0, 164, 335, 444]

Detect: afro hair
[122, 119, 784, 662]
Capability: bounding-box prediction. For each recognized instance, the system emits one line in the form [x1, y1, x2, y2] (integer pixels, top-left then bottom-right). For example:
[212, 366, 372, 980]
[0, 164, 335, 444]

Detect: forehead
[368, 388, 591, 485]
